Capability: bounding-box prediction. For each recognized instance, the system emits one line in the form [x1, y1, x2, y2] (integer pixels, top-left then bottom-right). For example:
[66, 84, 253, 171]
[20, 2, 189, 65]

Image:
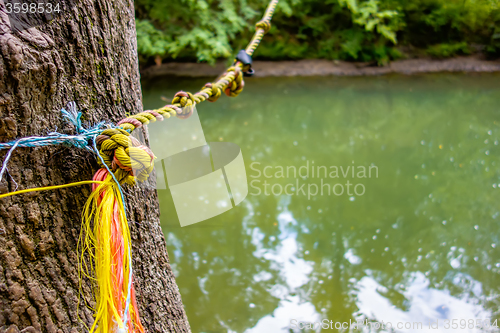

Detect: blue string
[0, 141, 19, 183]
[0, 130, 103, 150]
[0, 102, 106, 151]
[0, 102, 109, 183]
[61, 101, 83, 133]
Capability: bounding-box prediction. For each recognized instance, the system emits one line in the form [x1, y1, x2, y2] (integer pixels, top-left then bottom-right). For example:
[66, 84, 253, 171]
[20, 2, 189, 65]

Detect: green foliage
[135, 0, 500, 66]
[485, 1, 500, 56]
[135, 0, 261, 64]
[487, 27, 500, 56]
[426, 42, 471, 58]
[136, 20, 170, 58]
[339, 0, 401, 43]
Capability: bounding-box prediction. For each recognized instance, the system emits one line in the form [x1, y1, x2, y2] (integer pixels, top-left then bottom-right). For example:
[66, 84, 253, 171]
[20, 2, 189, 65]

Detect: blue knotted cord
[0, 102, 111, 183]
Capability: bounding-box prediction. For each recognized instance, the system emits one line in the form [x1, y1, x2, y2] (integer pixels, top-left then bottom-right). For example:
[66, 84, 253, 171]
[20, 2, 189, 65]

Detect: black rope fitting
[235, 50, 254, 77]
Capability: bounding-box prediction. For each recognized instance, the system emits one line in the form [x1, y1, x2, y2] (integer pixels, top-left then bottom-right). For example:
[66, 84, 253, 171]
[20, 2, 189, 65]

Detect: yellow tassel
[79, 171, 144, 333]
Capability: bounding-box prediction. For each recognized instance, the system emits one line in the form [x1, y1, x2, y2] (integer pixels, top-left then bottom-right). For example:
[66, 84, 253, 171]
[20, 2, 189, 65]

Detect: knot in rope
[172, 91, 195, 108]
[224, 66, 245, 97]
[172, 91, 196, 119]
[95, 129, 155, 186]
[204, 83, 222, 102]
[256, 19, 272, 33]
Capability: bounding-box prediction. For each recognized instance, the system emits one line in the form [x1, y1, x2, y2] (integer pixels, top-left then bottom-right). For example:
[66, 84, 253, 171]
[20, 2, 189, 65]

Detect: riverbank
[140, 55, 500, 79]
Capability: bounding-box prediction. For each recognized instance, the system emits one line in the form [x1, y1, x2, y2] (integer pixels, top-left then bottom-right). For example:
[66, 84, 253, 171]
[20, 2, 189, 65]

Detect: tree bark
[0, 0, 191, 332]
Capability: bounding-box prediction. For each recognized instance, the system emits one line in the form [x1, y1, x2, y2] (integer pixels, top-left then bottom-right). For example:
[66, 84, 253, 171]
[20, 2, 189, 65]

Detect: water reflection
[141, 74, 500, 332]
[354, 271, 494, 333]
[248, 196, 321, 332]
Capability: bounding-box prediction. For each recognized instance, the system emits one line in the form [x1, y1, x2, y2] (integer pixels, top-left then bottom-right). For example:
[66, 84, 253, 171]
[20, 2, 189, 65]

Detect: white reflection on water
[246, 196, 322, 332]
[242, 196, 498, 333]
[345, 248, 362, 265]
[247, 295, 320, 333]
[354, 271, 498, 333]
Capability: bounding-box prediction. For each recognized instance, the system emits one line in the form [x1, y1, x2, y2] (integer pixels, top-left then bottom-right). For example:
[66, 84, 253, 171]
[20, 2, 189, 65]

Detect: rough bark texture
[0, 0, 191, 332]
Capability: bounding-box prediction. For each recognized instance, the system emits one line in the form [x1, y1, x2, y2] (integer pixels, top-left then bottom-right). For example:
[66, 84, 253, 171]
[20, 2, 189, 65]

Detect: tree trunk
[0, 0, 191, 332]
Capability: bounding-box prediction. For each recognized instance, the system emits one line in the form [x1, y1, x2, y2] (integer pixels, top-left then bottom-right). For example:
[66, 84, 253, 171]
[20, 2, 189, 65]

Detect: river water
[142, 73, 500, 333]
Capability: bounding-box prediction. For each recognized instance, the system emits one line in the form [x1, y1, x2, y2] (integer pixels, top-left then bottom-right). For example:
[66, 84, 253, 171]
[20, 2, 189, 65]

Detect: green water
[142, 74, 500, 333]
